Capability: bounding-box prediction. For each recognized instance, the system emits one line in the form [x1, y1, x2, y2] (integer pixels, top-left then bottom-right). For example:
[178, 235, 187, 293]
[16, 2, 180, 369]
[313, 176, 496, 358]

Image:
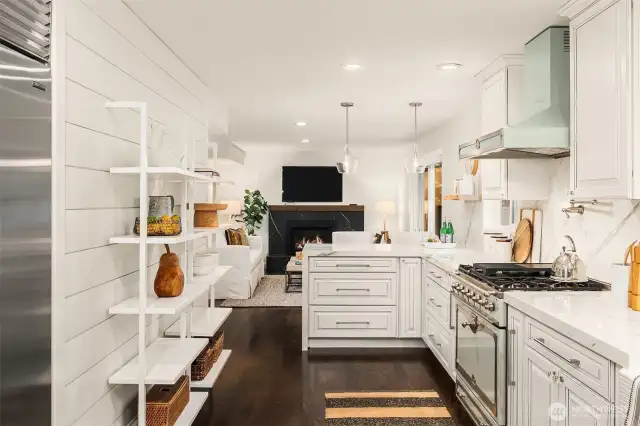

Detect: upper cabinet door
[482, 159, 508, 200]
[481, 69, 509, 200]
[482, 69, 508, 134]
[568, 0, 631, 198]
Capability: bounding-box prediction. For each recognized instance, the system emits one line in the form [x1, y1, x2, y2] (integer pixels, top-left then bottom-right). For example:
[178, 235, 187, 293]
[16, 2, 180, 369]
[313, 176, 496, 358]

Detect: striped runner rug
[325, 391, 457, 425]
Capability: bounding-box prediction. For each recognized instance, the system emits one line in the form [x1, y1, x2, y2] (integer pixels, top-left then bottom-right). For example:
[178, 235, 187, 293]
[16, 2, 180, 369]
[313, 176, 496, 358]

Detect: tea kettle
[551, 235, 587, 283]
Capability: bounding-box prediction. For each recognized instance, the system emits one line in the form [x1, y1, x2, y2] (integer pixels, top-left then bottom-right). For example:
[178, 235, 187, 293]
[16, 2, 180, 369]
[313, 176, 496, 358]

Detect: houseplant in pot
[242, 189, 268, 236]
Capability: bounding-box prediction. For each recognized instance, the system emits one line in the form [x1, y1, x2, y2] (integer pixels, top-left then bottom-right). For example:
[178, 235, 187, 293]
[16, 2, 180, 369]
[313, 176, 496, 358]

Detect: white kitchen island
[301, 243, 427, 351]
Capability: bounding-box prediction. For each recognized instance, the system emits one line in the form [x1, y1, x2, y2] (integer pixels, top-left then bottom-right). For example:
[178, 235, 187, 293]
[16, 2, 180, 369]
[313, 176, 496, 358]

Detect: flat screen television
[282, 166, 343, 202]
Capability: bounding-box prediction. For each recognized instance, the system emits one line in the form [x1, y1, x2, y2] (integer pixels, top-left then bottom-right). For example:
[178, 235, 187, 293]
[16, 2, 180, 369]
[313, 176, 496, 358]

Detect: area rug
[325, 391, 456, 425]
[219, 275, 302, 308]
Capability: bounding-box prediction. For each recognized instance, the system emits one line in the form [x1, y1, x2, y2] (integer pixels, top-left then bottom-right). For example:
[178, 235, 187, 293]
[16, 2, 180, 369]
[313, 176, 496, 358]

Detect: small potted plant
[242, 189, 268, 236]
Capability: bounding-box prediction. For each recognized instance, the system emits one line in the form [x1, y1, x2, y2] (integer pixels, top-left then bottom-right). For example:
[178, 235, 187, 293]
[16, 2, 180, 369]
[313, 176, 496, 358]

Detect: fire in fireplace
[295, 234, 326, 251]
[289, 226, 333, 253]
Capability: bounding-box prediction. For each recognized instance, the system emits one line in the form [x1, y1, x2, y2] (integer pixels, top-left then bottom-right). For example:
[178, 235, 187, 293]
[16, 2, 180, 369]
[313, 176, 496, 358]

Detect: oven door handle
[508, 329, 516, 386]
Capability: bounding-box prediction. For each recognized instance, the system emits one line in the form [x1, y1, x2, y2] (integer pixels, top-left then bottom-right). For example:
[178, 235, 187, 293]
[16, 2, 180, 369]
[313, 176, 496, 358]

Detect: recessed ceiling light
[300, 139, 310, 143]
[295, 121, 307, 127]
[341, 64, 363, 71]
[437, 63, 462, 71]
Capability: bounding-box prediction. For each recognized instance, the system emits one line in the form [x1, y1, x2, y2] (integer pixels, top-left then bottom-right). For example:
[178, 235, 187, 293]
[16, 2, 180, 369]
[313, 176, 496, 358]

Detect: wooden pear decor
[154, 244, 185, 298]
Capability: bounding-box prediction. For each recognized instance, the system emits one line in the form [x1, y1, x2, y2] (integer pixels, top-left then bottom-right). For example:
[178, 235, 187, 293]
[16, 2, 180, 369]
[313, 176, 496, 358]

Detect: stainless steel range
[451, 263, 607, 426]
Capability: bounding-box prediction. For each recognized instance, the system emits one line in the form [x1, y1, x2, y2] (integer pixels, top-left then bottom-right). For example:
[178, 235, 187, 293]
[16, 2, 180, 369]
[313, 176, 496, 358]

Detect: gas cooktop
[458, 263, 608, 292]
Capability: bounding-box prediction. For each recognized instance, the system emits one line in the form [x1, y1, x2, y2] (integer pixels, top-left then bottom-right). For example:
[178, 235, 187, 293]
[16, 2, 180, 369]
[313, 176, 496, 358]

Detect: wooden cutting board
[512, 218, 533, 263]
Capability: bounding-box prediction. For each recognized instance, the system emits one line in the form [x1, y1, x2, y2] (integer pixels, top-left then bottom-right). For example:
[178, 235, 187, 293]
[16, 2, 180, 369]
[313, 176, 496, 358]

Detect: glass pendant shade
[406, 102, 426, 174]
[337, 146, 358, 174]
[405, 151, 426, 173]
[337, 102, 357, 174]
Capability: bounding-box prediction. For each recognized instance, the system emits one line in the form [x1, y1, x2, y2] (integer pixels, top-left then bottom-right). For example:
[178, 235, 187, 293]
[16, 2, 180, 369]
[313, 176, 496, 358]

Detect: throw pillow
[238, 228, 249, 246]
[225, 228, 248, 246]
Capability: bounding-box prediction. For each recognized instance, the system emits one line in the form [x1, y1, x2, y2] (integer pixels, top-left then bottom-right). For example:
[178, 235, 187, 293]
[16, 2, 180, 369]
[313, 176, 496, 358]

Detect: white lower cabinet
[510, 308, 614, 426]
[399, 258, 422, 338]
[523, 345, 559, 426]
[422, 259, 455, 379]
[309, 305, 398, 338]
[561, 373, 612, 426]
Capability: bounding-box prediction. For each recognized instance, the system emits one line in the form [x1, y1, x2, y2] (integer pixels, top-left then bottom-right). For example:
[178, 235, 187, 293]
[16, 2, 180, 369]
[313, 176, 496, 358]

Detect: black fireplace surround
[266, 205, 365, 274]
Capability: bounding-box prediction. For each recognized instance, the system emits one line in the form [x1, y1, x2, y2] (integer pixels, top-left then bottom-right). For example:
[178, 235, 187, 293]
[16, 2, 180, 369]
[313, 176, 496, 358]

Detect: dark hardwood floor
[194, 308, 473, 426]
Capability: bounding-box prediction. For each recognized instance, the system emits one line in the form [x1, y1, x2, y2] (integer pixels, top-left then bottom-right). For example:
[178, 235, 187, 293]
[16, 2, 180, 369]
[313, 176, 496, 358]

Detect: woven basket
[194, 203, 228, 228]
[191, 331, 224, 381]
[134, 218, 182, 236]
[146, 375, 189, 426]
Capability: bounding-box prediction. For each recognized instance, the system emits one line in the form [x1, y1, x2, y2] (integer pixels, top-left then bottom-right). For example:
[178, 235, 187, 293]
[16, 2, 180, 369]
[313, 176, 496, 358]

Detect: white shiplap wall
[54, 1, 217, 425]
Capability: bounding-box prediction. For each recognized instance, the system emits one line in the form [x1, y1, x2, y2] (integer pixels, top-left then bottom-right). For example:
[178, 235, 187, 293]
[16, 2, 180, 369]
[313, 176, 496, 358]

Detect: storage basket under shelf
[146, 375, 190, 426]
[191, 331, 224, 381]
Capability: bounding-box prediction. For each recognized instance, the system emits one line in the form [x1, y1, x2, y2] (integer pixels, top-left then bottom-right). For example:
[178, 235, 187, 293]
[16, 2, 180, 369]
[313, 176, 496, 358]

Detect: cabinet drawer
[426, 312, 452, 372]
[309, 306, 398, 338]
[525, 317, 612, 399]
[427, 278, 451, 329]
[310, 257, 397, 273]
[309, 273, 396, 306]
[425, 262, 450, 290]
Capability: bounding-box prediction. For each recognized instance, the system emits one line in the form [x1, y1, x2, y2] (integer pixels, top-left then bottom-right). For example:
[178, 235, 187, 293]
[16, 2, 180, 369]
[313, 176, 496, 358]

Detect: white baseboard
[307, 338, 427, 349]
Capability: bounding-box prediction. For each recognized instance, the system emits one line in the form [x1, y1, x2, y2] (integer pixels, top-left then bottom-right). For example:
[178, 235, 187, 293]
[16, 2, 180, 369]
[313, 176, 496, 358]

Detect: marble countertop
[302, 244, 498, 269]
[504, 291, 640, 370]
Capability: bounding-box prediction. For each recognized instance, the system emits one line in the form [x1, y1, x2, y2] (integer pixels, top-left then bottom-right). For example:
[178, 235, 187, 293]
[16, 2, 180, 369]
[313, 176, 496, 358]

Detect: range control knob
[485, 302, 495, 312]
[472, 295, 481, 302]
[477, 298, 488, 306]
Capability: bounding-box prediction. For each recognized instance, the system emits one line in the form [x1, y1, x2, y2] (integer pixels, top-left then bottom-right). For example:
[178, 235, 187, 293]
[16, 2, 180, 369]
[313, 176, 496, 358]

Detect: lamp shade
[221, 199, 243, 215]
[375, 201, 396, 215]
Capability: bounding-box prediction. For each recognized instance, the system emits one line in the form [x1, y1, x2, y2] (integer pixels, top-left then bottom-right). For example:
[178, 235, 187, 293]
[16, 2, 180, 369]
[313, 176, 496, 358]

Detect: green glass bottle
[447, 219, 454, 243]
[440, 218, 447, 243]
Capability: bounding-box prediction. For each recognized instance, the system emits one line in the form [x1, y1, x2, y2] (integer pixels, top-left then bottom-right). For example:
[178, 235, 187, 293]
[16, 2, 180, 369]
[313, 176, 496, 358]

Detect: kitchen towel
[622, 369, 640, 426]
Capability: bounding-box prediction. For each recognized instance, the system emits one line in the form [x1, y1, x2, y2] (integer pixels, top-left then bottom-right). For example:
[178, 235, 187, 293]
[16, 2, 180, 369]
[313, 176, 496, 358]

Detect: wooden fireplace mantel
[269, 204, 364, 212]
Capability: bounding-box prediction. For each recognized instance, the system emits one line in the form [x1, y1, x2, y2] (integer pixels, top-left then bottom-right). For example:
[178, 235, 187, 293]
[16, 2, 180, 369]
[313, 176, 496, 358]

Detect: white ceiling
[126, 0, 566, 147]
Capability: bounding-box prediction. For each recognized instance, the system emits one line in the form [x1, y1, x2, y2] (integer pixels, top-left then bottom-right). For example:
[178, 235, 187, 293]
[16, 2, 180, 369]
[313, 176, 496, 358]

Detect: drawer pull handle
[427, 334, 441, 347]
[429, 298, 443, 308]
[336, 288, 371, 292]
[336, 321, 370, 325]
[535, 337, 583, 369]
[337, 264, 372, 268]
[429, 271, 442, 279]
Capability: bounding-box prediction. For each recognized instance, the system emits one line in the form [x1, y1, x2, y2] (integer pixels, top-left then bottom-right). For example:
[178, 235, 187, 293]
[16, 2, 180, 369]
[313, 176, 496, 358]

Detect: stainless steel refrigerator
[0, 1, 52, 425]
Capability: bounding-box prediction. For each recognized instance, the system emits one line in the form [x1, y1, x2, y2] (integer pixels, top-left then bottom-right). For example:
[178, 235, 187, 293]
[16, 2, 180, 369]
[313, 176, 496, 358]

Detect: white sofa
[214, 235, 265, 299]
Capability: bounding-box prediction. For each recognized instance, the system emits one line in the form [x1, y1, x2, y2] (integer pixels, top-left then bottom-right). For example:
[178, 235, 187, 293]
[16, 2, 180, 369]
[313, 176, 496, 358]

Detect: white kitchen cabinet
[421, 260, 429, 343]
[399, 258, 422, 338]
[507, 308, 525, 426]
[478, 56, 551, 200]
[560, 0, 632, 199]
[561, 372, 613, 426]
[523, 345, 559, 426]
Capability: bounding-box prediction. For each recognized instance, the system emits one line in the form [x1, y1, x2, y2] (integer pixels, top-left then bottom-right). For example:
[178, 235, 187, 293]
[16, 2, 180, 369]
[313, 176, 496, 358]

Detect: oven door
[455, 301, 506, 426]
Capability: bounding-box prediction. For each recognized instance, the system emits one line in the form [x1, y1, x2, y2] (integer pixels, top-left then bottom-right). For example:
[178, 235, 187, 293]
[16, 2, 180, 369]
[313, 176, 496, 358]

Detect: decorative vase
[154, 244, 184, 297]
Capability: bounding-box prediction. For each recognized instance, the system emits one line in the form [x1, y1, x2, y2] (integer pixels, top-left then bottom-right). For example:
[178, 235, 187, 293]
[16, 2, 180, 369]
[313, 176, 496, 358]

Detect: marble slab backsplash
[445, 158, 640, 283]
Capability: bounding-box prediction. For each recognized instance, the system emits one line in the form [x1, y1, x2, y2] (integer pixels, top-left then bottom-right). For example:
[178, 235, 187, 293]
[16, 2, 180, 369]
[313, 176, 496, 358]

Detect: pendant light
[405, 102, 426, 173]
[336, 102, 358, 174]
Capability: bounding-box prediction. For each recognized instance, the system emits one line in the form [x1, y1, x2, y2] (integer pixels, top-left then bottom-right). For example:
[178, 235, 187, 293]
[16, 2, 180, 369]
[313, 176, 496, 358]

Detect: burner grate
[458, 264, 607, 292]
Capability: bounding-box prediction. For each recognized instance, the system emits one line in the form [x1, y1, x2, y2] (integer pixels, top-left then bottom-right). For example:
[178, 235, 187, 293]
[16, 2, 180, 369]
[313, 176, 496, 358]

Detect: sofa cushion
[249, 249, 262, 270]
